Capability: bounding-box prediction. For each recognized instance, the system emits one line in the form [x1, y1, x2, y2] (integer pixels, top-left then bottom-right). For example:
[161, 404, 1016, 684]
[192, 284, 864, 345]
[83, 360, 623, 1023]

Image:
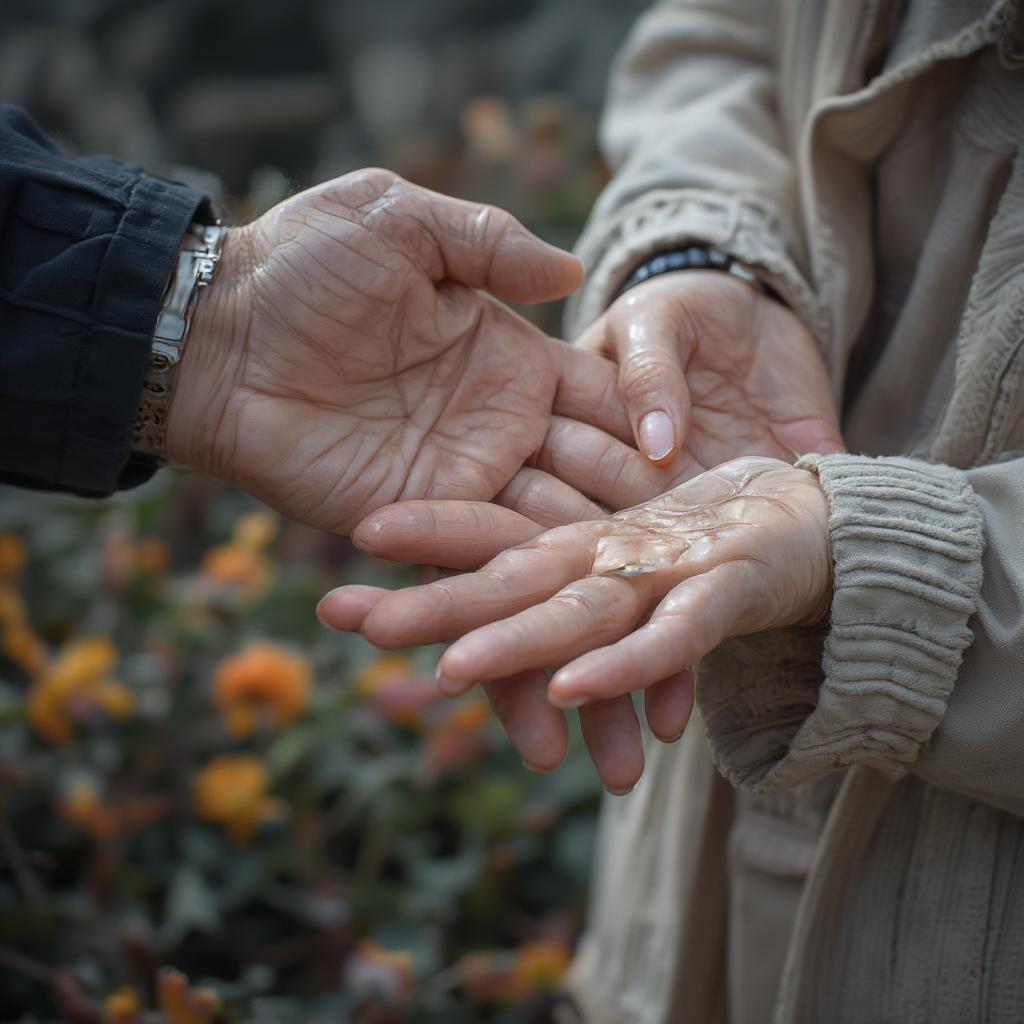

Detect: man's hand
[577, 271, 844, 466]
[319, 458, 833, 792]
[165, 168, 627, 534]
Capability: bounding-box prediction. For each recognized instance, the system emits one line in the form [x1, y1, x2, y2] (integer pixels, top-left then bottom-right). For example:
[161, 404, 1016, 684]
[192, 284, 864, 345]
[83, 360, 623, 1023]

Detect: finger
[354, 501, 544, 569]
[532, 417, 703, 510]
[496, 469, 606, 529]
[439, 574, 651, 692]
[415, 184, 583, 303]
[548, 561, 751, 706]
[608, 291, 695, 466]
[361, 531, 593, 650]
[483, 670, 569, 773]
[784, 418, 847, 458]
[578, 697, 645, 794]
[317, 584, 389, 632]
[548, 342, 633, 444]
[644, 668, 695, 743]
[573, 315, 611, 356]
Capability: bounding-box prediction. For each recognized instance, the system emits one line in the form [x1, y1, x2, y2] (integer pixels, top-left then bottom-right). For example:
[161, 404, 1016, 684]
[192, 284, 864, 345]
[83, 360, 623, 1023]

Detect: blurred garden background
[0, 0, 651, 1021]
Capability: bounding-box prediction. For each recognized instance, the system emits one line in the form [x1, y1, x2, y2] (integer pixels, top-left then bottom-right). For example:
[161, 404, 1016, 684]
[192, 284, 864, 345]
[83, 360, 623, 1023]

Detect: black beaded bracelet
[612, 244, 779, 304]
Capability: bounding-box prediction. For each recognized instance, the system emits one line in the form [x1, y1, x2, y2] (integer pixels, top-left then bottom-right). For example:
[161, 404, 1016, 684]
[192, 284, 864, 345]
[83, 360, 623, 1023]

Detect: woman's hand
[320, 457, 833, 791]
[578, 271, 844, 465]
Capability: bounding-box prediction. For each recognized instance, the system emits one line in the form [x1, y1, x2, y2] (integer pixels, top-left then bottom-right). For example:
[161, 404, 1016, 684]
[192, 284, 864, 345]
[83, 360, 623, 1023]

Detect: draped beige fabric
[565, 2, 1024, 1021]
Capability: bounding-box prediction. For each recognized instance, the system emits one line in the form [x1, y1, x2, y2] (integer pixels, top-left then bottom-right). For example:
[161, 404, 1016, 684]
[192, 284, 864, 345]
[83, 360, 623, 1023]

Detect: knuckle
[594, 443, 634, 494]
[622, 355, 678, 397]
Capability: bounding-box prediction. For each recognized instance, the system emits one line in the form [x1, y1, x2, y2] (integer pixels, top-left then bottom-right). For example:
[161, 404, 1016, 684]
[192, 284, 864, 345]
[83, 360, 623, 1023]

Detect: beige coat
[564, 1, 1024, 1021]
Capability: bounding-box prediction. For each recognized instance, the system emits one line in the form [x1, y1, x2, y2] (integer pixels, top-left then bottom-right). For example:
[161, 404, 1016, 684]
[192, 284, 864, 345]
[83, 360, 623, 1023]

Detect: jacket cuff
[71, 174, 207, 495]
[698, 454, 985, 792]
[564, 187, 827, 345]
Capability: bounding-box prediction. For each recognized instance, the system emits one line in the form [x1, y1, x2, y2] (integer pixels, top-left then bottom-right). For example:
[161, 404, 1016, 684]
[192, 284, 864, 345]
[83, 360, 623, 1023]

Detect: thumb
[605, 297, 693, 466]
[417, 187, 583, 303]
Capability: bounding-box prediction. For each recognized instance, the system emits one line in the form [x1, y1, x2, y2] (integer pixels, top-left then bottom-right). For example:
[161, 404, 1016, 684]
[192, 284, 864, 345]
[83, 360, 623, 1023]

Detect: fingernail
[548, 692, 590, 709]
[655, 730, 686, 744]
[522, 760, 551, 775]
[435, 665, 467, 698]
[605, 783, 635, 797]
[639, 411, 675, 463]
[315, 593, 339, 631]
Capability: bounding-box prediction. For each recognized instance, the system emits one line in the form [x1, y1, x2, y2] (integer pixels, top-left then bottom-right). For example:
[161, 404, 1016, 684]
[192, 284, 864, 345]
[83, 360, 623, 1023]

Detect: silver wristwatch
[131, 222, 226, 462]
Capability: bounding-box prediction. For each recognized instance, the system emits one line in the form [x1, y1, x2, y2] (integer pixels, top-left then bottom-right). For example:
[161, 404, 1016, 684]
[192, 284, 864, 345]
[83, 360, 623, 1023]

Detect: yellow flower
[502, 939, 572, 1001]
[59, 776, 109, 837]
[104, 985, 141, 1024]
[0, 534, 26, 578]
[200, 543, 272, 601]
[214, 641, 312, 736]
[193, 755, 282, 842]
[232, 511, 279, 550]
[26, 636, 134, 746]
[49, 634, 117, 687]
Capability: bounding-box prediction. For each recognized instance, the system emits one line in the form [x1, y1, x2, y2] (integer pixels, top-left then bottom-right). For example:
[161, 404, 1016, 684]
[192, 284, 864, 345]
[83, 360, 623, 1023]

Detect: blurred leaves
[0, 478, 601, 1022]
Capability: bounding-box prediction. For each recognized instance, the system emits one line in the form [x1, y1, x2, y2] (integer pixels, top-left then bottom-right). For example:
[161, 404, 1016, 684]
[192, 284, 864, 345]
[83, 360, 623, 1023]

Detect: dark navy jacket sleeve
[0, 104, 209, 496]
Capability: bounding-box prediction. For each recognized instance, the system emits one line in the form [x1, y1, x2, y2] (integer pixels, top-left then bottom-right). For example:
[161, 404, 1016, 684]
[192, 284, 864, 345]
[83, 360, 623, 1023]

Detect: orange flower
[345, 940, 416, 1004]
[2, 621, 46, 676]
[456, 952, 509, 1004]
[193, 755, 282, 842]
[200, 544, 272, 601]
[424, 698, 492, 779]
[198, 512, 279, 602]
[214, 641, 312, 736]
[59, 776, 117, 840]
[0, 582, 24, 623]
[232, 511, 279, 550]
[0, 582, 46, 676]
[103, 985, 141, 1024]
[26, 636, 134, 746]
[135, 538, 171, 575]
[502, 939, 572, 1001]
[157, 967, 222, 1024]
[105, 532, 171, 589]
[0, 533, 26, 577]
[354, 655, 443, 728]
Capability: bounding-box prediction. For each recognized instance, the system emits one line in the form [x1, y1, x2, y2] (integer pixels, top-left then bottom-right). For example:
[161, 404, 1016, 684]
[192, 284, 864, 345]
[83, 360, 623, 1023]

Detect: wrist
[613, 244, 784, 307]
[165, 226, 252, 474]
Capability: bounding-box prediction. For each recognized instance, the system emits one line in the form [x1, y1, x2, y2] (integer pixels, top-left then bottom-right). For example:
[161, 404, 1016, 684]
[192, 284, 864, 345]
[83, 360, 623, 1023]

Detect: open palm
[167, 169, 622, 535]
[577, 270, 844, 473]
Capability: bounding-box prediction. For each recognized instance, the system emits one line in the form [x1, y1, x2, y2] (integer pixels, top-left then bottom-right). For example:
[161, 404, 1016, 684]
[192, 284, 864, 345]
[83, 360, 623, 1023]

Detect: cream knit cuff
[698, 453, 985, 791]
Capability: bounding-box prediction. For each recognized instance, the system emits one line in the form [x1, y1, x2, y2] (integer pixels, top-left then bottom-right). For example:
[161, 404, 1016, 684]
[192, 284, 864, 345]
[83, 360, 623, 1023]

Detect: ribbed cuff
[564, 187, 827, 346]
[698, 454, 985, 792]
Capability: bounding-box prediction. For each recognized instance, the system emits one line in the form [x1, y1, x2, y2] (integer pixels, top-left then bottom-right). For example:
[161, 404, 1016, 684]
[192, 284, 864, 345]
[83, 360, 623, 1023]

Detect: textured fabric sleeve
[0, 104, 208, 496]
[564, 0, 825, 342]
[698, 453, 996, 800]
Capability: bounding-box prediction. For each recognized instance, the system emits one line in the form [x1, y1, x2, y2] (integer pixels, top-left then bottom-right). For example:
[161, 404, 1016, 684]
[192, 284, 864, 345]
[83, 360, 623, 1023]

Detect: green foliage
[0, 473, 599, 1022]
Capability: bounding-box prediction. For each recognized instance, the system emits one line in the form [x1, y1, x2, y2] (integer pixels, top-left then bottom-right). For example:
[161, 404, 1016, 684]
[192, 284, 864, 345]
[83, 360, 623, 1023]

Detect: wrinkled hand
[319, 458, 832, 791]
[166, 168, 628, 535]
[577, 271, 844, 467]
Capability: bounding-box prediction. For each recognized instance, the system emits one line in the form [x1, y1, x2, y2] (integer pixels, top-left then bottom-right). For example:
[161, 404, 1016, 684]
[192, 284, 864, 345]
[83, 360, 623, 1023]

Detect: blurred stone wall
[0, 0, 651, 240]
